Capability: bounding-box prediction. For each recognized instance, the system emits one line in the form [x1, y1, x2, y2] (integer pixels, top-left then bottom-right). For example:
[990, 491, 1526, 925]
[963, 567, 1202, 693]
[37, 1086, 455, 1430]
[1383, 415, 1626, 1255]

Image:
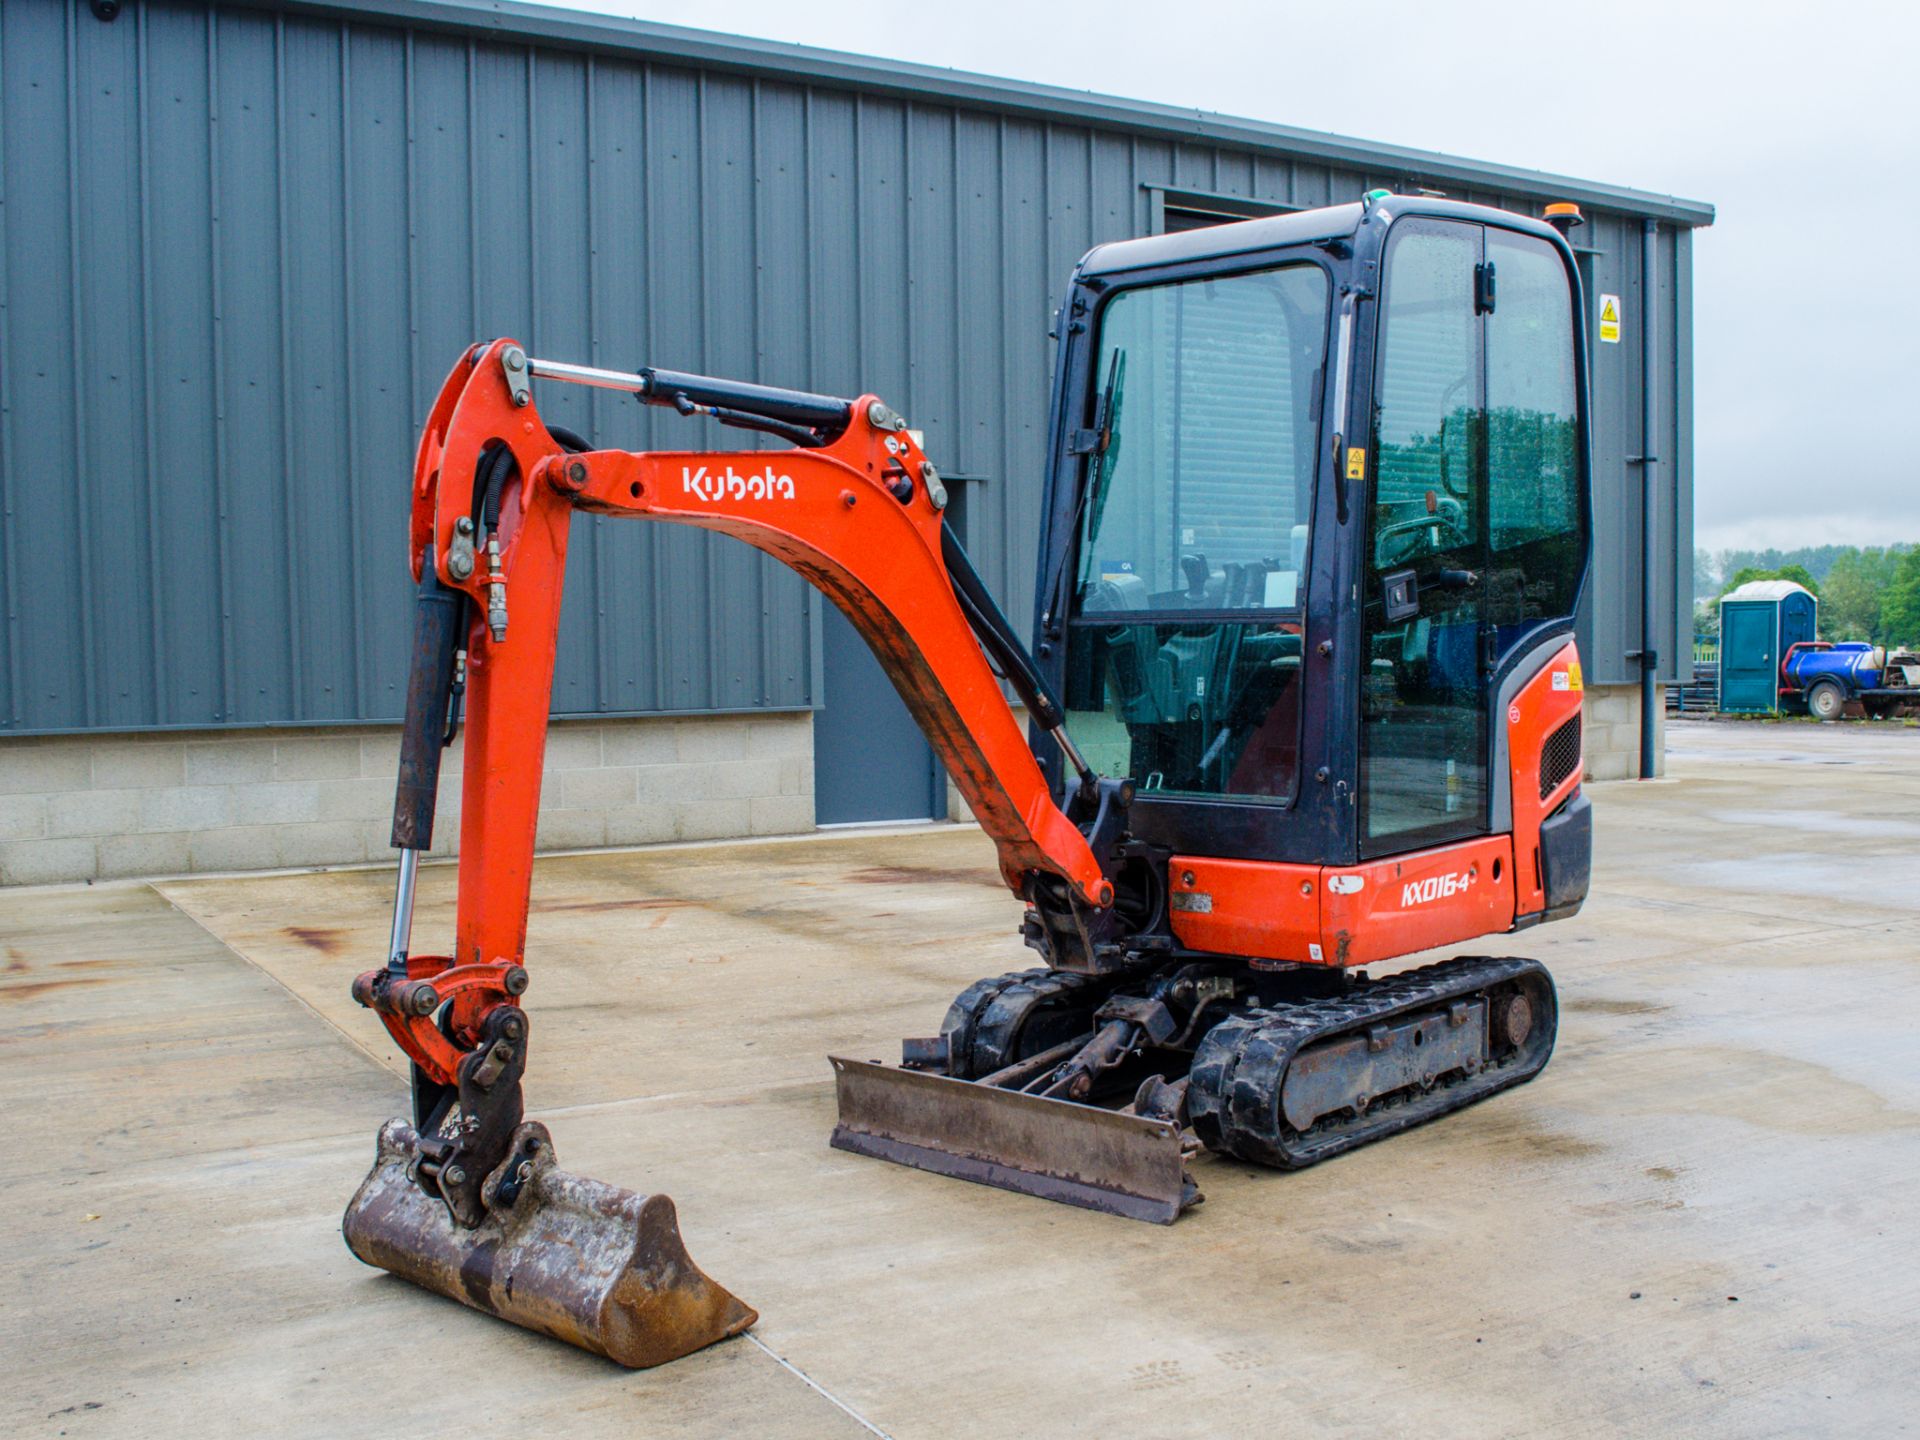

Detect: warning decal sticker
[1598, 294, 1622, 345]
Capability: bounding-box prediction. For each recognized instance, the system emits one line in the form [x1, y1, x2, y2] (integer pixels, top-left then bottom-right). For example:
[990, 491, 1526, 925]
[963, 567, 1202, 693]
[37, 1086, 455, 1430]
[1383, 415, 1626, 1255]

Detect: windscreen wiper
[1041, 347, 1126, 634]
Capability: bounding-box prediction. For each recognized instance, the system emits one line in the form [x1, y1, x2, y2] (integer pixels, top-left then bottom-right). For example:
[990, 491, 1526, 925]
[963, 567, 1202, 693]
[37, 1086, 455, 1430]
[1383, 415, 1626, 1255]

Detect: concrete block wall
[1582, 682, 1666, 781]
[0, 712, 814, 885]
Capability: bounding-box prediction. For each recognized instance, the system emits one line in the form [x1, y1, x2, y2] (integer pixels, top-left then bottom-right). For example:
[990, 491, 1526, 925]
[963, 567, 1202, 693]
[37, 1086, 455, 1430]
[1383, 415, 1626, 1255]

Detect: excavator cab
[1041, 195, 1589, 880]
[341, 193, 1593, 1368]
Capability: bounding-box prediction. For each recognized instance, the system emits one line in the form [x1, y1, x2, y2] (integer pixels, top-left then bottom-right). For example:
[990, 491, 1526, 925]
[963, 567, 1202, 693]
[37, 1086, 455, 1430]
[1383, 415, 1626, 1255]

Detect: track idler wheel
[931, 968, 1104, 1079]
[343, 1120, 755, 1367]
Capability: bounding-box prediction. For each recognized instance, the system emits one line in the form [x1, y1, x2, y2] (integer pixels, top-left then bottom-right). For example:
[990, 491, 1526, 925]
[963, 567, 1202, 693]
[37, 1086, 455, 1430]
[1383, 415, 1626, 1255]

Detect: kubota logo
[681, 464, 796, 502]
[1402, 870, 1473, 907]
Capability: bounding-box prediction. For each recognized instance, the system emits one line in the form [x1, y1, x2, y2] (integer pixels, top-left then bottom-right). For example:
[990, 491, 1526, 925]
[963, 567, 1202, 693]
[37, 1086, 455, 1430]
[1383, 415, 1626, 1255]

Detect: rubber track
[1188, 955, 1555, 1169]
[940, 968, 1101, 1078]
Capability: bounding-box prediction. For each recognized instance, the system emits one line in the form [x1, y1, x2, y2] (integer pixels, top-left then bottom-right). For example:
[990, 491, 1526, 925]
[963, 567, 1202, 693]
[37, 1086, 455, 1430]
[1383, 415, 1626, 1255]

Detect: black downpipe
[1639, 220, 1660, 779]
[390, 554, 466, 851]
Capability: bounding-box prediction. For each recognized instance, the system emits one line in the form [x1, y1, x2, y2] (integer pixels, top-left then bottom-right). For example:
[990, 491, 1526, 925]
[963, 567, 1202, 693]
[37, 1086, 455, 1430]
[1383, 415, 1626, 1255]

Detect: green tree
[1692, 547, 1720, 600]
[1720, 563, 1820, 598]
[1820, 547, 1901, 643]
[1882, 548, 1920, 648]
[1715, 545, 1851, 586]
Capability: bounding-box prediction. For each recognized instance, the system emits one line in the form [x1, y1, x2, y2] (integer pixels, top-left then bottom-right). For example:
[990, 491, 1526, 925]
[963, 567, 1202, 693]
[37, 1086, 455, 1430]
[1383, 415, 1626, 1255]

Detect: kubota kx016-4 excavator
[344, 193, 1595, 1367]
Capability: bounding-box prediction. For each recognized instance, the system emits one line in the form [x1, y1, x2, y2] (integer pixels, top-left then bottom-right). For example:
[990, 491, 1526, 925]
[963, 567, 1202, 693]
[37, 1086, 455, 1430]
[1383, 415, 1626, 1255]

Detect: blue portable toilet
[1718, 580, 1818, 714]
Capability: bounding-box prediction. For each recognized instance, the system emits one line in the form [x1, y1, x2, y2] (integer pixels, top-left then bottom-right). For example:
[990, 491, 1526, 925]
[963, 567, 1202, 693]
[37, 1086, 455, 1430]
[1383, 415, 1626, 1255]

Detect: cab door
[1357, 217, 1583, 857]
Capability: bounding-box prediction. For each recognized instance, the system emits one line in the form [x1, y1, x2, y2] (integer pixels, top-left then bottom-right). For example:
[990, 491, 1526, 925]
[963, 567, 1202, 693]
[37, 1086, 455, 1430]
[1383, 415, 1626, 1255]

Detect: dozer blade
[828, 1056, 1197, 1224]
[343, 1119, 755, 1367]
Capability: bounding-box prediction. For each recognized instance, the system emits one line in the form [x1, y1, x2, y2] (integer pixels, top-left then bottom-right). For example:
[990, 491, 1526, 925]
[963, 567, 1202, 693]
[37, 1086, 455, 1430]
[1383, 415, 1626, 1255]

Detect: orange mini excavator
[344, 193, 1595, 1366]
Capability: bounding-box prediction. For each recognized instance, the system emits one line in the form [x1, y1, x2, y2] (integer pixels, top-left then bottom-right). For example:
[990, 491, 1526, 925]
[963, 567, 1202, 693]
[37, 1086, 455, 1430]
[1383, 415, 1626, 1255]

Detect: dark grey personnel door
[813, 606, 944, 824]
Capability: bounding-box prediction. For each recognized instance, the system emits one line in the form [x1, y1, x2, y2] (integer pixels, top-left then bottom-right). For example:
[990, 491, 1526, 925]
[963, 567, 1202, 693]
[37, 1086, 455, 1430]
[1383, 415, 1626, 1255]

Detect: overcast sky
[551, 0, 1917, 555]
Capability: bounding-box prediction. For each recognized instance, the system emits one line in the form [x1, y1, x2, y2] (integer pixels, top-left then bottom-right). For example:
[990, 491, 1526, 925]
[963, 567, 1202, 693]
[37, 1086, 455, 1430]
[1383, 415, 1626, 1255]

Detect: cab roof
[1079, 203, 1366, 278]
[1077, 195, 1570, 280]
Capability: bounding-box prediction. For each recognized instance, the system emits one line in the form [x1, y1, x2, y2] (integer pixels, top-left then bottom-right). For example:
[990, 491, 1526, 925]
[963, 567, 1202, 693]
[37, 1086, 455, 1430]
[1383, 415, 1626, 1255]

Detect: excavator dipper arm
[344, 339, 1118, 1366]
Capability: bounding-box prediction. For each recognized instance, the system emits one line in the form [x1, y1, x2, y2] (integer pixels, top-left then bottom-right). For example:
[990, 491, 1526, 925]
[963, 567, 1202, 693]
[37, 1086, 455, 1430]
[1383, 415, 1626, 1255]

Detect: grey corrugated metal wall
[0, 0, 1706, 735]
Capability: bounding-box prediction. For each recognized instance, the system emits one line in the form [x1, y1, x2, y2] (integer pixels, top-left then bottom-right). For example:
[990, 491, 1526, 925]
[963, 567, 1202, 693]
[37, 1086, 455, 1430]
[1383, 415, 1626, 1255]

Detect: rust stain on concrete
[0, 977, 111, 1002]
[846, 864, 1001, 889]
[286, 926, 350, 955]
[1567, 997, 1669, 1016]
[534, 897, 694, 915]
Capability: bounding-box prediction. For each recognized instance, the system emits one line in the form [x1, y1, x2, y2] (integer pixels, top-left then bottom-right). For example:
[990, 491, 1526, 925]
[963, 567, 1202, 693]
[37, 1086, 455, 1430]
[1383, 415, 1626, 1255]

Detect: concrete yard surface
[5, 719, 1918, 1437]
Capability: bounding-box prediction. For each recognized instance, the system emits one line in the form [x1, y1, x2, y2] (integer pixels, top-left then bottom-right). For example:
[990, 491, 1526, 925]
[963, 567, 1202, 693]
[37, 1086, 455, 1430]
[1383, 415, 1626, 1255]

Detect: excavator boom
[346, 339, 1131, 1366]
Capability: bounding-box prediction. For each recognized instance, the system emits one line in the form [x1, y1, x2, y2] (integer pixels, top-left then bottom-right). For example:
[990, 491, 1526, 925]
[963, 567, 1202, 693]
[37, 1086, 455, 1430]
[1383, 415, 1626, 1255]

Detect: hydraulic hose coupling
[486, 535, 508, 642]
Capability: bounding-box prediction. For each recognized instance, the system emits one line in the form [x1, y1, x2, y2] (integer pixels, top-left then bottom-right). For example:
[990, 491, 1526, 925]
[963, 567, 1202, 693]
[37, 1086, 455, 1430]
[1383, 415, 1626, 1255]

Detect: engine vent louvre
[1539, 715, 1582, 800]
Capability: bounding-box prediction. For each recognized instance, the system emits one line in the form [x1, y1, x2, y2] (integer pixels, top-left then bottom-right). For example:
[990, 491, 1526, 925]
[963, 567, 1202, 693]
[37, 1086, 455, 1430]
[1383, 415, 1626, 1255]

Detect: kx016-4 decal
[1401, 870, 1475, 907]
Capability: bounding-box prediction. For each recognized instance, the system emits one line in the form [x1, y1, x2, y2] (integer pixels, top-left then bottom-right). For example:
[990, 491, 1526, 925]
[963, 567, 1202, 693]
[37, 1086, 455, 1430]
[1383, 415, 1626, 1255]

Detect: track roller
[1188, 956, 1556, 1169]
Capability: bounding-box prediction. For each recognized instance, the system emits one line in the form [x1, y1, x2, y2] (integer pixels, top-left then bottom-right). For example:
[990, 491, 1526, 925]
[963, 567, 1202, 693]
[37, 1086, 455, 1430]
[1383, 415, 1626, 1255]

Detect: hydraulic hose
[477, 427, 588, 533]
[477, 443, 515, 533]
[942, 521, 1062, 729]
[941, 522, 1097, 793]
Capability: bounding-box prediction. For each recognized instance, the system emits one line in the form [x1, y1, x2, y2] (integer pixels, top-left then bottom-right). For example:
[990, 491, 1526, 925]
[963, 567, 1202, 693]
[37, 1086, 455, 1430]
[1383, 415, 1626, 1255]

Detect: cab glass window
[1063, 263, 1330, 804]
[1358, 219, 1585, 856]
[1073, 265, 1329, 613]
[1485, 229, 1582, 619]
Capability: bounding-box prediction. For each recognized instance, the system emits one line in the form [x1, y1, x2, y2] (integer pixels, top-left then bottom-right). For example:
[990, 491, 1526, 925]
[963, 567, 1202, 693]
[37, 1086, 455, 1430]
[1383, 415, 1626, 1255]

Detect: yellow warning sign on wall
[1598, 294, 1622, 345]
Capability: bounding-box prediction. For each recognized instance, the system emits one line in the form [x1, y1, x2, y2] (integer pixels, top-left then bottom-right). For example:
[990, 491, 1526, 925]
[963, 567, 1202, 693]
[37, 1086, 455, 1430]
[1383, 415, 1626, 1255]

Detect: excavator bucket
[828, 1057, 1198, 1224]
[343, 1120, 755, 1368]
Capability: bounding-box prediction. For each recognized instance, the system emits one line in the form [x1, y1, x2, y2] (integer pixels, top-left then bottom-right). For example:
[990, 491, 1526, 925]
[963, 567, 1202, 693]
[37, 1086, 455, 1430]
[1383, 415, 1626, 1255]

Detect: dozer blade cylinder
[343, 1120, 755, 1368]
[829, 1057, 1197, 1224]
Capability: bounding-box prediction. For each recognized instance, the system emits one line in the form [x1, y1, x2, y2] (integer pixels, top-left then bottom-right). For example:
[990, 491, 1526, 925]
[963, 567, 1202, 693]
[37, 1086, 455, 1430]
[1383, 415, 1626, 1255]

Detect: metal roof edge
[231, 0, 1717, 227]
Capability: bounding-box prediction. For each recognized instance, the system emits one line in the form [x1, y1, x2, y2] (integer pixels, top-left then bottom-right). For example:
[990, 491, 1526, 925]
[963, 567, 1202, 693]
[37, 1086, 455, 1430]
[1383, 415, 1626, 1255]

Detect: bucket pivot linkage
[340, 550, 753, 1368]
[344, 899, 754, 1369]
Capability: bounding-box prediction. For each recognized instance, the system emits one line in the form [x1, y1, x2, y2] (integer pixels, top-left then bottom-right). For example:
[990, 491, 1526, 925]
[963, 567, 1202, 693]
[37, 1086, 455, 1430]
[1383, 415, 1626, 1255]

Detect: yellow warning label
[1345, 447, 1366, 481]
[1597, 294, 1622, 345]
[1568, 659, 1584, 691]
